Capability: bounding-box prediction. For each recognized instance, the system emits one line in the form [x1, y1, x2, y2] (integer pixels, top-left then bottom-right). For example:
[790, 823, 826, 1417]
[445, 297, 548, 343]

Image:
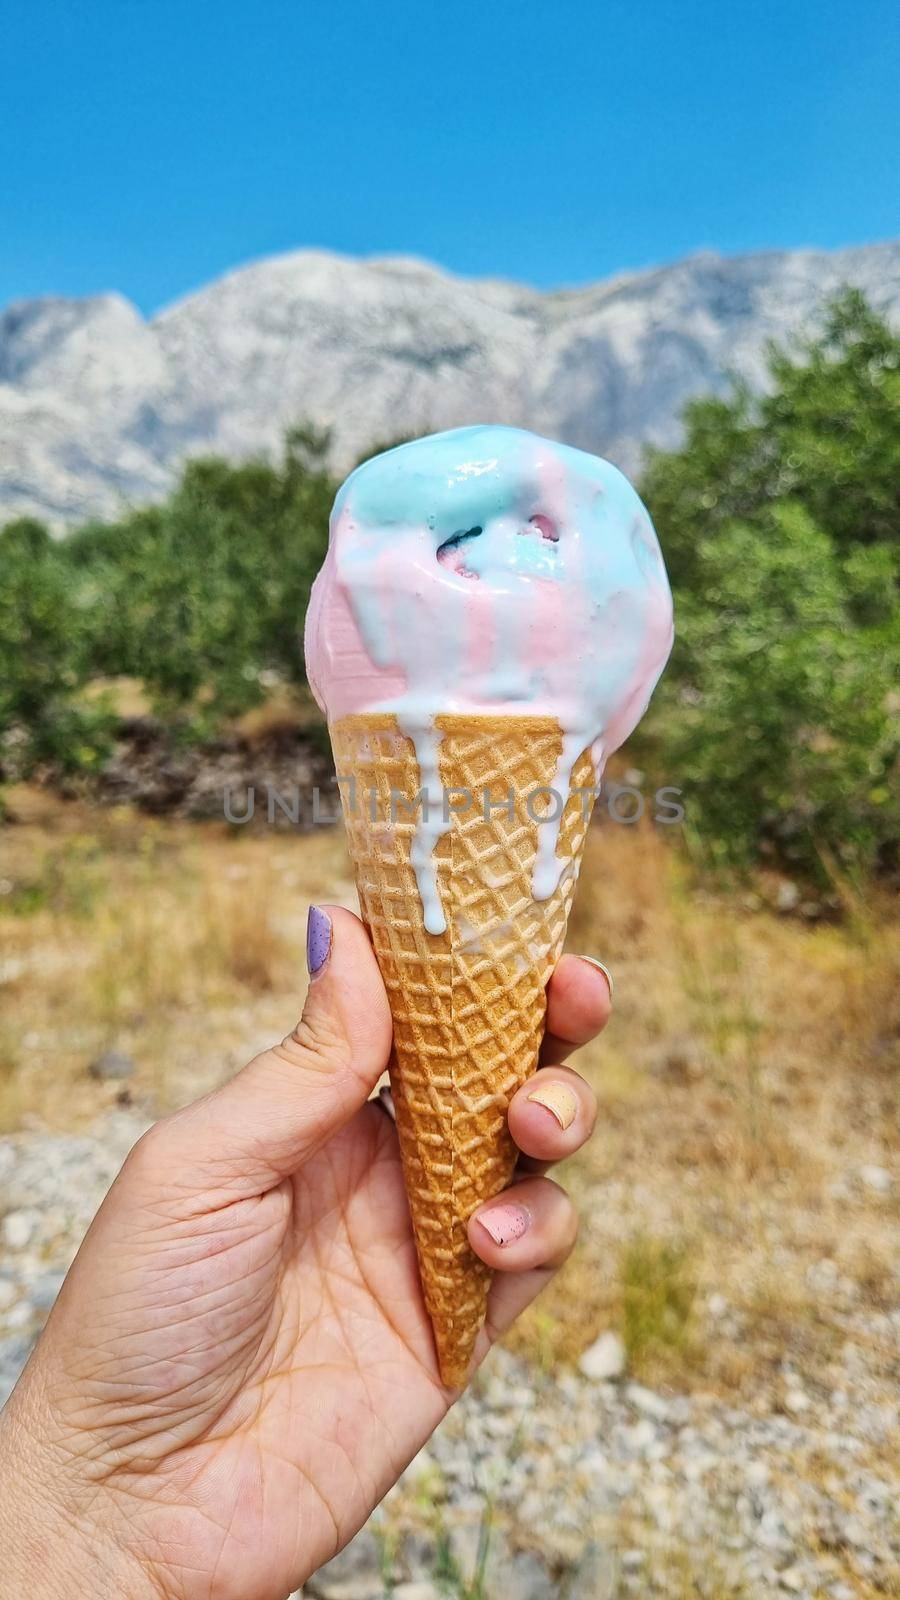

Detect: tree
[641, 291, 899, 879]
[642, 289, 900, 594]
[61, 429, 335, 726]
[0, 519, 112, 773]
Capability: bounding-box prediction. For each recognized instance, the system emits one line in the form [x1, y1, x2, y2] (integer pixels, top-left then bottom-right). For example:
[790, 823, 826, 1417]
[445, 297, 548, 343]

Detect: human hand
[0, 906, 612, 1600]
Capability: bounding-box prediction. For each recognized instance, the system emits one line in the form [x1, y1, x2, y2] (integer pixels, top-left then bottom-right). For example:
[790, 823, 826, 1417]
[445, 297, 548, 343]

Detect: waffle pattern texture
[330, 713, 595, 1385]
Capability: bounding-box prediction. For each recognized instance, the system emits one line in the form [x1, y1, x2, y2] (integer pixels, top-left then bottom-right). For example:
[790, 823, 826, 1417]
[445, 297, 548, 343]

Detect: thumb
[150, 905, 394, 1196]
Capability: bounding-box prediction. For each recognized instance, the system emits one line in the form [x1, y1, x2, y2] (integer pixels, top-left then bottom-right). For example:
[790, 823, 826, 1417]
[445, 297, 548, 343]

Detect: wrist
[0, 1399, 163, 1600]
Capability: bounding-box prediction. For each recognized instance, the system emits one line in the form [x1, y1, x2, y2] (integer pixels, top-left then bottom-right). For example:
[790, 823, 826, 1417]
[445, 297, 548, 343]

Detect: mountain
[2, 240, 899, 529]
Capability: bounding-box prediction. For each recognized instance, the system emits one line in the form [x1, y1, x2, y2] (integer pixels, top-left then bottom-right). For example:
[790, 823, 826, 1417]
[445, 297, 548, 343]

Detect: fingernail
[577, 955, 614, 999]
[306, 905, 333, 977]
[527, 1080, 578, 1130]
[476, 1202, 530, 1247]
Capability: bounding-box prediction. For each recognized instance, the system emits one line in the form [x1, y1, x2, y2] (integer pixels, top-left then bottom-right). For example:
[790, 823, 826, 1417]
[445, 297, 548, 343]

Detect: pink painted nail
[476, 1202, 530, 1247]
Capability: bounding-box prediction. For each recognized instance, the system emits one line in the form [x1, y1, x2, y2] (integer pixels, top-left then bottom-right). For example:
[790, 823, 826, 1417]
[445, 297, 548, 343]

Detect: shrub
[641, 291, 900, 879]
[0, 518, 113, 775]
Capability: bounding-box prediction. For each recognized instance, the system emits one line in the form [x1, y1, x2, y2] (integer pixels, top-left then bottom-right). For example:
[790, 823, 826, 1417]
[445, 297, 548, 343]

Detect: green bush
[62, 425, 334, 729]
[642, 290, 899, 879]
[0, 519, 113, 775]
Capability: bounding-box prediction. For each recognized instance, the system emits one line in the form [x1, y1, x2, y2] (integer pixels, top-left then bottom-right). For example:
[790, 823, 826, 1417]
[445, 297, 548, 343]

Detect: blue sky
[1, 0, 898, 314]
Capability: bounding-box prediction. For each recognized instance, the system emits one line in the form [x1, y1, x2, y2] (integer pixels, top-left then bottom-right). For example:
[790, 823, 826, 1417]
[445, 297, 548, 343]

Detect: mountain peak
[1, 239, 898, 529]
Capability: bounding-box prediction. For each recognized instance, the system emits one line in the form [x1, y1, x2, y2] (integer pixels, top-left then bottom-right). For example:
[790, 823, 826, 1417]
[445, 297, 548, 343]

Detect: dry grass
[510, 821, 898, 1401]
[0, 788, 356, 1122]
[1, 789, 897, 1415]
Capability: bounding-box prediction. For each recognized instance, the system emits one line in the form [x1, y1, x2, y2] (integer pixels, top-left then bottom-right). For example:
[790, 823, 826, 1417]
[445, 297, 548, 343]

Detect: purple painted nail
[476, 1202, 530, 1247]
[306, 905, 333, 977]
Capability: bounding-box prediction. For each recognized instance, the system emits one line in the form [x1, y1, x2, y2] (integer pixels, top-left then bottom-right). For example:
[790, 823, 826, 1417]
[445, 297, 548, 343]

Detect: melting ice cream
[304, 424, 674, 932]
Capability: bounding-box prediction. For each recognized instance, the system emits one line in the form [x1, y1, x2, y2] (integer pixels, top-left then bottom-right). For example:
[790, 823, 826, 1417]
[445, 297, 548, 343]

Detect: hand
[0, 906, 612, 1600]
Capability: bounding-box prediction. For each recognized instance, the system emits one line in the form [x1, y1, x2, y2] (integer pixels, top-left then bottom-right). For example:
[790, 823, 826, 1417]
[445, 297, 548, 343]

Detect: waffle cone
[329, 712, 596, 1385]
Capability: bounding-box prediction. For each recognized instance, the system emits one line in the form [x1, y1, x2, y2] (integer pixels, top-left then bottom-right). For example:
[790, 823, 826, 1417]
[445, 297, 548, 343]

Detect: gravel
[2, 1120, 897, 1599]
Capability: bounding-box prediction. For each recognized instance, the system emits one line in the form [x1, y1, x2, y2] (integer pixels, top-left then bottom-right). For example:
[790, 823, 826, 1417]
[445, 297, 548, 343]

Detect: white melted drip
[398, 714, 448, 935]
[531, 726, 597, 901]
[400, 716, 598, 933]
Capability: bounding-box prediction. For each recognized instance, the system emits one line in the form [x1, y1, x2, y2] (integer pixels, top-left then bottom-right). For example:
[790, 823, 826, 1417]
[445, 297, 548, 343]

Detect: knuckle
[277, 1005, 351, 1075]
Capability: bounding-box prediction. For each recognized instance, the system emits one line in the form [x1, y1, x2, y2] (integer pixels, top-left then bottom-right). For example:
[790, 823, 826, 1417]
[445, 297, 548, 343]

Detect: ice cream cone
[329, 711, 596, 1386]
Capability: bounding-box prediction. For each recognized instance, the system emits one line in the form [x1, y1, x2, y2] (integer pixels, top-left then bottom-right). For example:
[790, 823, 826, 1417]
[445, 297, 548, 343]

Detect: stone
[858, 1164, 892, 1194]
[784, 1389, 811, 1415]
[626, 1383, 671, 1422]
[88, 1049, 136, 1081]
[776, 881, 801, 911]
[626, 1419, 658, 1454]
[580, 1446, 610, 1480]
[392, 1585, 441, 1600]
[1, 1210, 36, 1249]
[579, 1330, 626, 1381]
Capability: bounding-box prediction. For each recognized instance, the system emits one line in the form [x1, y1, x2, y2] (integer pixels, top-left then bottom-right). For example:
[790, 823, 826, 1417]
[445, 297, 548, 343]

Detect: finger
[541, 954, 613, 1067]
[508, 1065, 597, 1169]
[465, 1177, 580, 1372]
[467, 1176, 578, 1275]
[140, 906, 392, 1197]
[477, 1263, 558, 1360]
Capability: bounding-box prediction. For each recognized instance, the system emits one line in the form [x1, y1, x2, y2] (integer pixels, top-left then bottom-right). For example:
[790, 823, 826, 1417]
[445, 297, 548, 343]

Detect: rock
[858, 1164, 892, 1194]
[580, 1446, 610, 1481]
[392, 1585, 441, 1600]
[1, 1210, 36, 1249]
[784, 1388, 811, 1415]
[579, 1330, 626, 1381]
[88, 1049, 136, 1081]
[626, 1383, 671, 1422]
[625, 1419, 659, 1454]
[4, 1302, 32, 1330]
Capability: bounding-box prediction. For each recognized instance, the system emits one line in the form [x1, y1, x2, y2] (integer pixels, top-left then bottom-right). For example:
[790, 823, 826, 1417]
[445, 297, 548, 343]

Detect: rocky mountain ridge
[2, 239, 899, 528]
